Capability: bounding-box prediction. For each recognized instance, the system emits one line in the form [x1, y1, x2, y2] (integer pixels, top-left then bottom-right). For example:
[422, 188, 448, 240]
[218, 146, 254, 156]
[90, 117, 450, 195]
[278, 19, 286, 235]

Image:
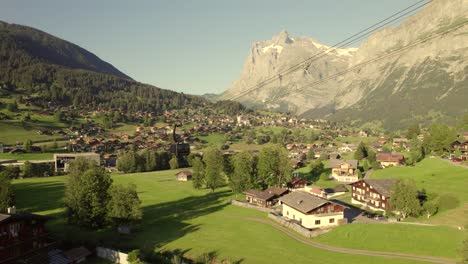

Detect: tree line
[191, 144, 292, 193]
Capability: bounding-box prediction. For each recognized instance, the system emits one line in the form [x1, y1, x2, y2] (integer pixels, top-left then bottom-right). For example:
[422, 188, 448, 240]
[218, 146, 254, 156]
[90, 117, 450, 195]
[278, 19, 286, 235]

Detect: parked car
[452, 158, 463, 162]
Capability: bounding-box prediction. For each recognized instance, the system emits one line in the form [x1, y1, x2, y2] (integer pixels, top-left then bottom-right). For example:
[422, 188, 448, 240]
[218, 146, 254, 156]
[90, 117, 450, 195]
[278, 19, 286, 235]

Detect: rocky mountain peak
[272, 30, 294, 44]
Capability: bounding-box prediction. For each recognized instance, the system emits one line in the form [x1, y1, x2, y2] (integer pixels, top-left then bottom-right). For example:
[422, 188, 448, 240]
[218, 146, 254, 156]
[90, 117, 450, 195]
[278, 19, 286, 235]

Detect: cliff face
[220, 30, 357, 113]
[223, 0, 468, 128]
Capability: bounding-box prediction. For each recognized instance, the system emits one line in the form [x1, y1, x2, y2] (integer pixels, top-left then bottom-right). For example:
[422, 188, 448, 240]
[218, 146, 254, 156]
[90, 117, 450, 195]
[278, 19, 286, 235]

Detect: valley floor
[12, 165, 466, 263]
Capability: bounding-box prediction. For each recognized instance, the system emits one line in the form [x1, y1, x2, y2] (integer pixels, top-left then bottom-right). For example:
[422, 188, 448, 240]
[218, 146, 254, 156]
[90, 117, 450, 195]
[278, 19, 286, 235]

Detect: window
[286, 211, 289, 216]
[315, 220, 321, 225]
[329, 218, 335, 224]
[300, 218, 302, 224]
[293, 215, 295, 220]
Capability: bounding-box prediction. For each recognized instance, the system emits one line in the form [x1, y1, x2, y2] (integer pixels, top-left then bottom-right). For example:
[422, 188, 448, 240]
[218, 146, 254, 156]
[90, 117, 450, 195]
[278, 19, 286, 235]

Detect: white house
[279, 191, 346, 229]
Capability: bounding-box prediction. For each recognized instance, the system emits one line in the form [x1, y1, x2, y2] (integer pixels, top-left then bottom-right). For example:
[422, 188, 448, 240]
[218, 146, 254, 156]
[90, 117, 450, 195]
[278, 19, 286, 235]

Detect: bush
[437, 194, 460, 211]
[319, 172, 329, 181]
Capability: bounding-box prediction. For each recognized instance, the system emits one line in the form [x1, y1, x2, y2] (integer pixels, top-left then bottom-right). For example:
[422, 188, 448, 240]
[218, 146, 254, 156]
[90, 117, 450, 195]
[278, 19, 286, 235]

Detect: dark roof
[328, 159, 358, 169]
[290, 177, 309, 185]
[244, 189, 275, 201]
[376, 152, 404, 162]
[0, 212, 49, 224]
[264, 187, 289, 196]
[279, 191, 340, 214]
[175, 170, 192, 176]
[364, 179, 398, 197]
[64, 247, 91, 261]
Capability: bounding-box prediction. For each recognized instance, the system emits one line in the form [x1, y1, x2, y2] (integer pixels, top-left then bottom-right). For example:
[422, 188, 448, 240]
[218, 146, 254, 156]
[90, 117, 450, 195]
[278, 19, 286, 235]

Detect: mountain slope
[0, 20, 130, 79]
[223, 0, 468, 128]
[0, 21, 205, 113]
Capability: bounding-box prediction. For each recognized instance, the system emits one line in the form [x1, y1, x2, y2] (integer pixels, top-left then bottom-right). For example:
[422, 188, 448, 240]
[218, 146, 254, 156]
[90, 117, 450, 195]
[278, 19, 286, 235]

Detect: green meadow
[11, 168, 463, 263]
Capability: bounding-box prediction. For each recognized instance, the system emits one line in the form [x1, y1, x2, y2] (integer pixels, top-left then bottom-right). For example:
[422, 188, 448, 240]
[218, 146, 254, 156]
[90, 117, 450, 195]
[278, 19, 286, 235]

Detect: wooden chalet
[279, 191, 346, 229]
[376, 152, 405, 167]
[450, 140, 468, 159]
[350, 179, 398, 211]
[0, 208, 54, 263]
[288, 177, 309, 190]
[243, 187, 288, 208]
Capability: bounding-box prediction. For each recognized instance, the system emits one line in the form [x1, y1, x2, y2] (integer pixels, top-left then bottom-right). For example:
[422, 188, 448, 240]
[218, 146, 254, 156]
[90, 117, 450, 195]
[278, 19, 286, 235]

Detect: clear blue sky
[0, 0, 418, 95]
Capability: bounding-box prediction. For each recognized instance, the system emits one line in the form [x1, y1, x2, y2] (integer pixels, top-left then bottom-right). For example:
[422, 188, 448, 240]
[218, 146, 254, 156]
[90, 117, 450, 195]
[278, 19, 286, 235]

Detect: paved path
[244, 217, 457, 264]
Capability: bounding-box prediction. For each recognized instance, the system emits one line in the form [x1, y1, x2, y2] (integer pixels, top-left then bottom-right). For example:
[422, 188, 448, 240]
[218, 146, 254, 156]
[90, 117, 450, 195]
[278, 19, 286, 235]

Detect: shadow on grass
[13, 179, 234, 258]
[12, 180, 65, 213]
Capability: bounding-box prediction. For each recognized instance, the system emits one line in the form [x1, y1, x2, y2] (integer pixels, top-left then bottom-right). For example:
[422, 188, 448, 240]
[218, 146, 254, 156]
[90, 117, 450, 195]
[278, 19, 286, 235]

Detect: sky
[0, 0, 418, 95]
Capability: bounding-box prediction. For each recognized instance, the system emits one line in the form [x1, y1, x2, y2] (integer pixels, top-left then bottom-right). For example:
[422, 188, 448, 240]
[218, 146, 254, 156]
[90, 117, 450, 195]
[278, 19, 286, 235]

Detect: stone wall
[268, 212, 332, 238]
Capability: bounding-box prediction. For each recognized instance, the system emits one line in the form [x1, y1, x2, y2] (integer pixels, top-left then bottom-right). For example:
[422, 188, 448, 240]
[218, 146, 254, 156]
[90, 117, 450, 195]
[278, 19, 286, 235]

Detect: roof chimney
[7, 206, 16, 214]
[297, 200, 303, 205]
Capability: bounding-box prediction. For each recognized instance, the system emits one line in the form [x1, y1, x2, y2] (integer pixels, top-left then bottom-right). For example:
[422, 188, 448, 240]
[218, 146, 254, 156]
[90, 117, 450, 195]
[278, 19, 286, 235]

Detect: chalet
[0, 208, 54, 263]
[279, 191, 346, 229]
[376, 152, 405, 167]
[243, 187, 288, 208]
[392, 138, 409, 150]
[328, 159, 359, 183]
[450, 140, 468, 159]
[350, 179, 397, 211]
[288, 177, 309, 190]
[175, 170, 192, 181]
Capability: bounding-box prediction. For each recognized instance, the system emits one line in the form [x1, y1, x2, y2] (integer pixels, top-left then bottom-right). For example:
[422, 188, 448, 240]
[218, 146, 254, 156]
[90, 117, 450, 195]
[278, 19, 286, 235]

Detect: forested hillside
[0, 20, 206, 113]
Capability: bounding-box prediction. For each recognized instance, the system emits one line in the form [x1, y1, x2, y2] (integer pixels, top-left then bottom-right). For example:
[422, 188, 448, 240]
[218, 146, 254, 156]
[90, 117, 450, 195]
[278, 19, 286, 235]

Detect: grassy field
[229, 143, 265, 151]
[370, 158, 468, 227]
[314, 223, 464, 258]
[370, 158, 468, 203]
[199, 133, 226, 146]
[0, 120, 62, 144]
[0, 153, 54, 160]
[11, 169, 463, 263]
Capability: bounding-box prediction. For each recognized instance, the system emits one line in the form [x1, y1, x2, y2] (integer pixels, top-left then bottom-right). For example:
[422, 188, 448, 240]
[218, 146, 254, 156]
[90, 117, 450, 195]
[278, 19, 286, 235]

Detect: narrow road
[244, 217, 457, 264]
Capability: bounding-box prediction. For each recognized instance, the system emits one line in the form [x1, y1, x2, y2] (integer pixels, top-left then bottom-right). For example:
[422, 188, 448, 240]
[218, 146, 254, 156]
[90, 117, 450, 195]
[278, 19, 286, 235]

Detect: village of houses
[1, 106, 468, 263]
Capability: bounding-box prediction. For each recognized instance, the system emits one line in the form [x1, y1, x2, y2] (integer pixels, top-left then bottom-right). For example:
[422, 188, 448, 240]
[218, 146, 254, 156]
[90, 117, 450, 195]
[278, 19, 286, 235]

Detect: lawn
[370, 158, 468, 203]
[229, 143, 265, 152]
[314, 223, 464, 258]
[199, 133, 226, 146]
[0, 153, 54, 160]
[11, 169, 461, 263]
[0, 121, 62, 144]
[370, 158, 468, 227]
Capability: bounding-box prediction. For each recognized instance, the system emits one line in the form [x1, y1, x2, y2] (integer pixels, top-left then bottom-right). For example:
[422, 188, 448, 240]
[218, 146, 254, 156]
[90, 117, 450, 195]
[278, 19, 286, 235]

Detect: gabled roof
[279, 191, 340, 214]
[328, 159, 358, 169]
[175, 170, 192, 176]
[376, 152, 404, 162]
[362, 178, 398, 197]
[243, 189, 275, 201]
[264, 187, 289, 196]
